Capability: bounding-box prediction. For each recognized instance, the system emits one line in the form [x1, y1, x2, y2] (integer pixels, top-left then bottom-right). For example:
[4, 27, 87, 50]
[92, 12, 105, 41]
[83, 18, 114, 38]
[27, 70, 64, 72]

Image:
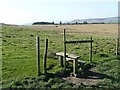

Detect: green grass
[2, 58, 120, 89]
[2, 25, 120, 89]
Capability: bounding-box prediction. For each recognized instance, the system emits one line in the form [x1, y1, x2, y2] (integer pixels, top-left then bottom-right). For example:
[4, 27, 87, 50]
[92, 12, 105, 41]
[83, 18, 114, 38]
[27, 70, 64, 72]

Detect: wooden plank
[36, 36, 40, 76]
[56, 52, 67, 56]
[56, 52, 72, 56]
[66, 57, 86, 64]
[43, 39, 48, 75]
[66, 57, 75, 61]
[78, 60, 86, 64]
[65, 40, 94, 44]
[68, 54, 80, 59]
[56, 52, 80, 59]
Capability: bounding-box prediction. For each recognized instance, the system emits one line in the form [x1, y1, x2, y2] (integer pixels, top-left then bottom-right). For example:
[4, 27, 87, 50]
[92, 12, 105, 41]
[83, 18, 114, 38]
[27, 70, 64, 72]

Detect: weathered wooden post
[90, 37, 92, 63]
[59, 56, 64, 67]
[116, 38, 118, 57]
[36, 36, 40, 76]
[118, 38, 120, 58]
[73, 59, 78, 77]
[43, 39, 48, 75]
[63, 29, 67, 71]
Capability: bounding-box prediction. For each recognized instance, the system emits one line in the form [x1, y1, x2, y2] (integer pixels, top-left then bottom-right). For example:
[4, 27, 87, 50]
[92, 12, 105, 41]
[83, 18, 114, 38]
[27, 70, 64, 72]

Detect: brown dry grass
[19, 24, 118, 38]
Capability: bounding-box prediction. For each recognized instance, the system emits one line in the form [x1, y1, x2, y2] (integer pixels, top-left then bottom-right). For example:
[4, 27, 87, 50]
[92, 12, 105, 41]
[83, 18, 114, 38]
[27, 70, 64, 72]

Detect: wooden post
[116, 38, 119, 57]
[43, 39, 48, 75]
[90, 37, 92, 63]
[73, 59, 78, 77]
[63, 29, 67, 71]
[59, 56, 64, 67]
[36, 36, 40, 76]
[118, 38, 120, 60]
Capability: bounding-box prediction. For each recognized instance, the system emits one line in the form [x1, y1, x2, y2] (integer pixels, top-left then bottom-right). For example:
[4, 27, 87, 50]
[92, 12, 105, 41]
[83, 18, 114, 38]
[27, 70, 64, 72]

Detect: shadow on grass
[76, 70, 115, 80]
[43, 57, 118, 85]
[48, 62, 116, 82]
[46, 64, 55, 71]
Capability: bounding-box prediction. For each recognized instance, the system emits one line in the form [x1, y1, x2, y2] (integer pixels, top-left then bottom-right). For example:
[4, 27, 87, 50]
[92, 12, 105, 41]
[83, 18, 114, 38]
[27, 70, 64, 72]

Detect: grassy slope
[2, 24, 120, 88]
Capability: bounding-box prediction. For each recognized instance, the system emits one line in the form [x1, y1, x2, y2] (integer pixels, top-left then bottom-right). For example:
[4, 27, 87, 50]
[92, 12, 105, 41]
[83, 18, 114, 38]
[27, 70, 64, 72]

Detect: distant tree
[32, 22, 50, 25]
[101, 22, 105, 24]
[60, 21, 62, 25]
[67, 22, 70, 25]
[83, 21, 88, 24]
[75, 22, 78, 24]
[52, 21, 54, 24]
[32, 22, 55, 25]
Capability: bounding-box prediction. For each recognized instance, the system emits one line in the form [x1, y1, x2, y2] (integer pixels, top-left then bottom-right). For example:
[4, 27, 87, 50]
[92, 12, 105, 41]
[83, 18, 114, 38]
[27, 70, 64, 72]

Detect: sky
[0, 0, 119, 25]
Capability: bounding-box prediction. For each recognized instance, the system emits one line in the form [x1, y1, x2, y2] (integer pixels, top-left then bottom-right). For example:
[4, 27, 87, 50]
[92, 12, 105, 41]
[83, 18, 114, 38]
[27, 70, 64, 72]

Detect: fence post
[63, 29, 66, 72]
[118, 38, 120, 60]
[36, 36, 40, 76]
[116, 38, 119, 57]
[59, 56, 64, 67]
[43, 39, 48, 75]
[73, 59, 78, 77]
[90, 37, 92, 63]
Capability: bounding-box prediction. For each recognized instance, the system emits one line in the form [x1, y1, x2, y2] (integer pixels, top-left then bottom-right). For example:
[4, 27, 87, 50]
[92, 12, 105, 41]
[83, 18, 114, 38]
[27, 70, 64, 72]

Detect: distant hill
[0, 23, 18, 26]
[71, 17, 119, 24]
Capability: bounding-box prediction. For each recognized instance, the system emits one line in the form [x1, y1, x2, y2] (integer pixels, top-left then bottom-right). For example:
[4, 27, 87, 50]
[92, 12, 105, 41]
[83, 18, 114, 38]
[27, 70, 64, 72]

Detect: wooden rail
[65, 40, 94, 44]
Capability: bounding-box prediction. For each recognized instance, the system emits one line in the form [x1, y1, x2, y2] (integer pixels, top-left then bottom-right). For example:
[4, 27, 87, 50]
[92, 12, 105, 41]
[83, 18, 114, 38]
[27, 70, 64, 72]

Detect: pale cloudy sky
[0, 0, 119, 25]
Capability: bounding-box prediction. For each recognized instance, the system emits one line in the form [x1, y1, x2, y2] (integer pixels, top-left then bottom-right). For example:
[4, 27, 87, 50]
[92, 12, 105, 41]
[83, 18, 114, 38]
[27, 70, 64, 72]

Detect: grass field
[2, 24, 120, 89]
